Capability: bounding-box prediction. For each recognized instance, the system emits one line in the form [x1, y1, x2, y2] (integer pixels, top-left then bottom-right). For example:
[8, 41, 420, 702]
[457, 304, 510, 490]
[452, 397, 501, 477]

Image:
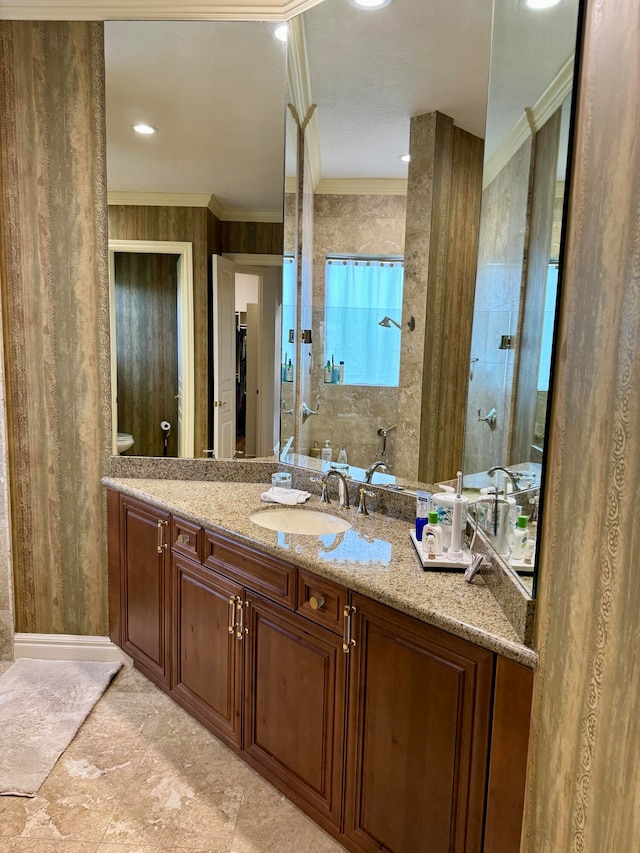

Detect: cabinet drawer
[204, 531, 296, 609]
[171, 516, 202, 561]
[297, 570, 346, 635]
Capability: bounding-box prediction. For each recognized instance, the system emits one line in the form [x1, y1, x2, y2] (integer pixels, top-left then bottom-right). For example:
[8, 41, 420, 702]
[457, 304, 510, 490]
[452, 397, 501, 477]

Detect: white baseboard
[13, 633, 133, 665]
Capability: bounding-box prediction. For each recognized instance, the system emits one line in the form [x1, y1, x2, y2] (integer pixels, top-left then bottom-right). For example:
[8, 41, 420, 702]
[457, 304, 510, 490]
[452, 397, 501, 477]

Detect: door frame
[109, 239, 195, 457]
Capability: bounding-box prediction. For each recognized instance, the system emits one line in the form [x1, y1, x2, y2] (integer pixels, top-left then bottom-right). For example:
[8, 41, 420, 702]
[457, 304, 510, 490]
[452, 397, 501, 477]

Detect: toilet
[117, 432, 134, 454]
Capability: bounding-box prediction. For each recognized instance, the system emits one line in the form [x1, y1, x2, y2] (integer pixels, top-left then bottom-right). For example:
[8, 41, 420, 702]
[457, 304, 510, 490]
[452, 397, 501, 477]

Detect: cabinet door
[344, 594, 494, 853]
[243, 594, 346, 829]
[120, 495, 171, 688]
[171, 552, 243, 749]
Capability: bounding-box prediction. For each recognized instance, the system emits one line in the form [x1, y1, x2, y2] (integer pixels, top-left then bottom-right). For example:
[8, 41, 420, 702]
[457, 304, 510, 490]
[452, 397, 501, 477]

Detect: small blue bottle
[415, 491, 431, 540]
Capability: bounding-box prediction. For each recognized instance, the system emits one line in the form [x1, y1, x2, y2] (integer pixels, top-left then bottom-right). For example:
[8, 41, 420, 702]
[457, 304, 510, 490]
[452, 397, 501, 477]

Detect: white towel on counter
[260, 487, 311, 505]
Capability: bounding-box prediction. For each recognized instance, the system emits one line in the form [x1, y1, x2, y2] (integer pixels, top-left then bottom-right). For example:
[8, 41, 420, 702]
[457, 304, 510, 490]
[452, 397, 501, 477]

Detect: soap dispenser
[321, 440, 333, 462]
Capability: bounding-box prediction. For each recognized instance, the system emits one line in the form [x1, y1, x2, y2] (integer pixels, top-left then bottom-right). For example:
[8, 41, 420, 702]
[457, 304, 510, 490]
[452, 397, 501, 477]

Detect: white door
[212, 255, 236, 459]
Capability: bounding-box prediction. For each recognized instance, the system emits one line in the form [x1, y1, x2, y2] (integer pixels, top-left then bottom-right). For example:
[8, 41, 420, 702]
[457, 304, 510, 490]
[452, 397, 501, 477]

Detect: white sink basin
[249, 507, 352, 536]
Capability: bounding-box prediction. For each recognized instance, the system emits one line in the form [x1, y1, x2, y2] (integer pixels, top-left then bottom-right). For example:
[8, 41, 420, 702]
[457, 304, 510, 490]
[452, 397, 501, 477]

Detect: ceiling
[104, 0, 578, 213]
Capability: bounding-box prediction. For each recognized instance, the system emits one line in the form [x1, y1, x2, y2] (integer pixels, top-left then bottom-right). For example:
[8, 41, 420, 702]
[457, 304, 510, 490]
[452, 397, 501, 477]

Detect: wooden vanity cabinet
[243, 592, 346, 831]
[171, 551, 243, 748]
[343, 594, 494, 853]
[107, 491, 532, 853]
[117, 495, 171, 689]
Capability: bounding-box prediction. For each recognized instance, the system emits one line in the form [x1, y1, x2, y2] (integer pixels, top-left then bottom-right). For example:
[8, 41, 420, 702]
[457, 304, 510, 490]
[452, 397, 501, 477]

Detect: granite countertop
[104, 477, 538, 669]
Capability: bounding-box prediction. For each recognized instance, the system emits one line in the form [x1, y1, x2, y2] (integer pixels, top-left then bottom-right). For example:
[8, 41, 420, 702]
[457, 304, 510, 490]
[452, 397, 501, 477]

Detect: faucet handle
[357, 488, 375, 516]
[310, 477, 330, 504]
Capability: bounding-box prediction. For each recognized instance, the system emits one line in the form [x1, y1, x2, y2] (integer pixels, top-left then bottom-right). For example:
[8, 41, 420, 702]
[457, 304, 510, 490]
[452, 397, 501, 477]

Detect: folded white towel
[260, 487, 311, 505]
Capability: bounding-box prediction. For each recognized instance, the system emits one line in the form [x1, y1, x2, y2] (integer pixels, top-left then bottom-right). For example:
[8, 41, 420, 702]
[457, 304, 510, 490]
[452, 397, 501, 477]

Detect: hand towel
[260, 487, 311, 505]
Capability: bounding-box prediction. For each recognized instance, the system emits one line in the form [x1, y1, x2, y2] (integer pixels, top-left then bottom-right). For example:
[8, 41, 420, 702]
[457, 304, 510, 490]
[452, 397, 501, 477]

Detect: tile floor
[0, 662, 346, 853]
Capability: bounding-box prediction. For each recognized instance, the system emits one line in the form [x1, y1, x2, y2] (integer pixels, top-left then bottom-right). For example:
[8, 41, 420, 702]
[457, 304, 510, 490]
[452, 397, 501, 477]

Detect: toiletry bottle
[333, 363, 340, 383]
[337, 446, 348, 464]
[324, 360, 333, 383]
[423, 511, 443, 556]
[415, 490, 431, 540]
[321, 439, 332, 462]
[512, 515, 529, 561]
[524, 538, 536, 565]
[338, 361, 344, 383]
[310, 441, 321, 458]
[286, 358, 293, 382]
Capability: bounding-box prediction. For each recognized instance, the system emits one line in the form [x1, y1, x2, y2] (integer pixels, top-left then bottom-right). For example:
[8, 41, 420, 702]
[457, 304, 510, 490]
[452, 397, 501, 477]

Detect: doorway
[109, 239, 195, 457]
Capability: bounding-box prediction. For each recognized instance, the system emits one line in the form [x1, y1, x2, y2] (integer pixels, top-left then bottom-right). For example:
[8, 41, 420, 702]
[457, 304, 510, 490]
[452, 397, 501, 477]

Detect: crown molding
[108, 191, 282, 222]
[483, 53, 575, 190]
[315, 178, 407, 196]
[108, 191, 211, 207]
[221, 208, 283, 222]
[287, 14, 321, 191]
[0, 0, 326, 21]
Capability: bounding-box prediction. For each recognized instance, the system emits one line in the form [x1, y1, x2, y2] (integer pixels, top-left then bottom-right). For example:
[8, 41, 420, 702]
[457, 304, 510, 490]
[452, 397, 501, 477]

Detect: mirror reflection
[462, 0, 580, 590]
[105, 20, 287, 458]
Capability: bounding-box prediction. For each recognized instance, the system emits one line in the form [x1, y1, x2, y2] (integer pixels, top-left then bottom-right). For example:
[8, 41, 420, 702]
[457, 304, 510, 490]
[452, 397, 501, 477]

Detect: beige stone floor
[0, 662, 345, 853]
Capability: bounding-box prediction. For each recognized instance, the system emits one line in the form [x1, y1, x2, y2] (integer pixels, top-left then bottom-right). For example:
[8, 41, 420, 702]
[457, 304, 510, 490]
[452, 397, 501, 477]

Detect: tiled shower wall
[464, 138, 532, 475]
[307, 193, 406, 469]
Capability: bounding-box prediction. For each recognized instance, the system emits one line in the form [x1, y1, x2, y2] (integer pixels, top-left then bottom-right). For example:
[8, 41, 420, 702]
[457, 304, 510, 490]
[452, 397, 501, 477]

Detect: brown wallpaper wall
[395, 112, 483, 483]
[0, 21, 109, 635]
[522, 0, 640, 848]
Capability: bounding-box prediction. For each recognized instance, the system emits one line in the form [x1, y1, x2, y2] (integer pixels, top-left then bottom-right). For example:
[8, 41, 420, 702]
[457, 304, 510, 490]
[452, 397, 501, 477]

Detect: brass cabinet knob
[177, 533, 191, 546]
[309, 594, 326, 611]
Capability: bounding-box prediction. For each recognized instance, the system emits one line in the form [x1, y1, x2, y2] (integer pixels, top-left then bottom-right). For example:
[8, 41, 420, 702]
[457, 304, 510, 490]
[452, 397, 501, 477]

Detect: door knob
[309, 594, 326, 611]
[214, 400, 228, 407]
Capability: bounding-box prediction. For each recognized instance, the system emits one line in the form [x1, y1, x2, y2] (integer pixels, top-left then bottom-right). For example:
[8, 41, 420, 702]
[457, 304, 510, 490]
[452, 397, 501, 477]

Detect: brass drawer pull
[309, 594, 326, 611]
[157, 520, 168, 553]
[236, 598, 249, 640]
[176, 533, 191, 546]
[228, 595, 236, 635]
[342, 604, 356, 653]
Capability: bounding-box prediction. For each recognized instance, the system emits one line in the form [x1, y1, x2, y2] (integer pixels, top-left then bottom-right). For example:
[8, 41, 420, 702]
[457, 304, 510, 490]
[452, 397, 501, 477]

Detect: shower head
[378, 315, 415, 331]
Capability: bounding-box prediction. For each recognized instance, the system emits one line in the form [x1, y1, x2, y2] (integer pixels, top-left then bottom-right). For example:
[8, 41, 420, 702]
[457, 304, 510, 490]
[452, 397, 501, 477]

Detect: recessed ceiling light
[347, 0, 392, 10]
[131, 123, 158, 135]
[399, 154, 411, 163]
[274, 24, 288, 41]
[525, 0, 562, 8]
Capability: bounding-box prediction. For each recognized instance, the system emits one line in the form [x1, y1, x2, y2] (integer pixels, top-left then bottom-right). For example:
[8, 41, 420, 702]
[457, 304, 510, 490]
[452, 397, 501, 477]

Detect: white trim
[221, 208, 283, 223]
[483, 54, 575, 190]
[13, 633, 133, 664]
[0, 0, 327, 21]
[223, 252, 283, 267]
[284, 176, 297, 194]
[287, 14, 322, 191]
[107, 192, 282, 223]
[108, 191, 211, 208]
[315, 178, 408, 196]
[108, 239, 195, 458]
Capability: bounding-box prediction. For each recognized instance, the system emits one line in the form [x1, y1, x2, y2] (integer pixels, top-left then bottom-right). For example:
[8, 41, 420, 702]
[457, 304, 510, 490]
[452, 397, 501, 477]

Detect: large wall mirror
[105, 20, 287, 460]
[105, 0, 582, 598]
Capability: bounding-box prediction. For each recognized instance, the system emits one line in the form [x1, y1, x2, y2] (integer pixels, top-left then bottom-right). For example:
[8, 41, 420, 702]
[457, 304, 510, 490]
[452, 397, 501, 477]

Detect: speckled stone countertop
[104, 477, 538, 669]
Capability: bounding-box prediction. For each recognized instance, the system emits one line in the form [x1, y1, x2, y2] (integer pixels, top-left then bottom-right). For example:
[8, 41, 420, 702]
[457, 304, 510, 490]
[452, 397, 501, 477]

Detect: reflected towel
[260, 487, 311, 505]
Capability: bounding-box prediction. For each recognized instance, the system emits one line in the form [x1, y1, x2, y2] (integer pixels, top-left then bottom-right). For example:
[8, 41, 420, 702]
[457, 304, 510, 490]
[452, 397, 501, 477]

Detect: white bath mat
[0, 658, 121, 797]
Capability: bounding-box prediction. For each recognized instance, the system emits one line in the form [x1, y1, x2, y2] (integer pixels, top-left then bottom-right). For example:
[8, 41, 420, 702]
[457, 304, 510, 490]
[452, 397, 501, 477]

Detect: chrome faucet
[365, 460, 388, 484]
[320, 469, 350, 508]
[487, 465, 521, 493]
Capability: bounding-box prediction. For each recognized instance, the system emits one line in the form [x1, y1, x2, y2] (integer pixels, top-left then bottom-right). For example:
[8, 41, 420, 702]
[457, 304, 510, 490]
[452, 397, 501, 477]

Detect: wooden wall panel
[114, 252, 179, 457]
[220, 220, 283, 256]
[108, 205, 209, 456]
[522, 0, 640, 849]
[0, 21, 109, 634]
[395, 112, 483, 483]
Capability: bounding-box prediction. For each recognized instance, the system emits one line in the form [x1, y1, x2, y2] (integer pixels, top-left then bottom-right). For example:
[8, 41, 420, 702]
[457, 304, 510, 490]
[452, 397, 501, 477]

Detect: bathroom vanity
[106, 478, 535, 853]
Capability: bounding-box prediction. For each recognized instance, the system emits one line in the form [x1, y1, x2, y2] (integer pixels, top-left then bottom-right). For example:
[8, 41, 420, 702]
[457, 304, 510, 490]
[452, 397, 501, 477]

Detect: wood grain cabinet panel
[119, 495, 171, 688]
[344, 594, 494, 853]
[243, 593, 346, 830]
[171, 553, 243, 749]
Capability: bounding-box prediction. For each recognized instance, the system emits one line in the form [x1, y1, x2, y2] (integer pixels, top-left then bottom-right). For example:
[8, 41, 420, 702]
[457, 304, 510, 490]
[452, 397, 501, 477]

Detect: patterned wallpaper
[0, 21, 109, 635]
